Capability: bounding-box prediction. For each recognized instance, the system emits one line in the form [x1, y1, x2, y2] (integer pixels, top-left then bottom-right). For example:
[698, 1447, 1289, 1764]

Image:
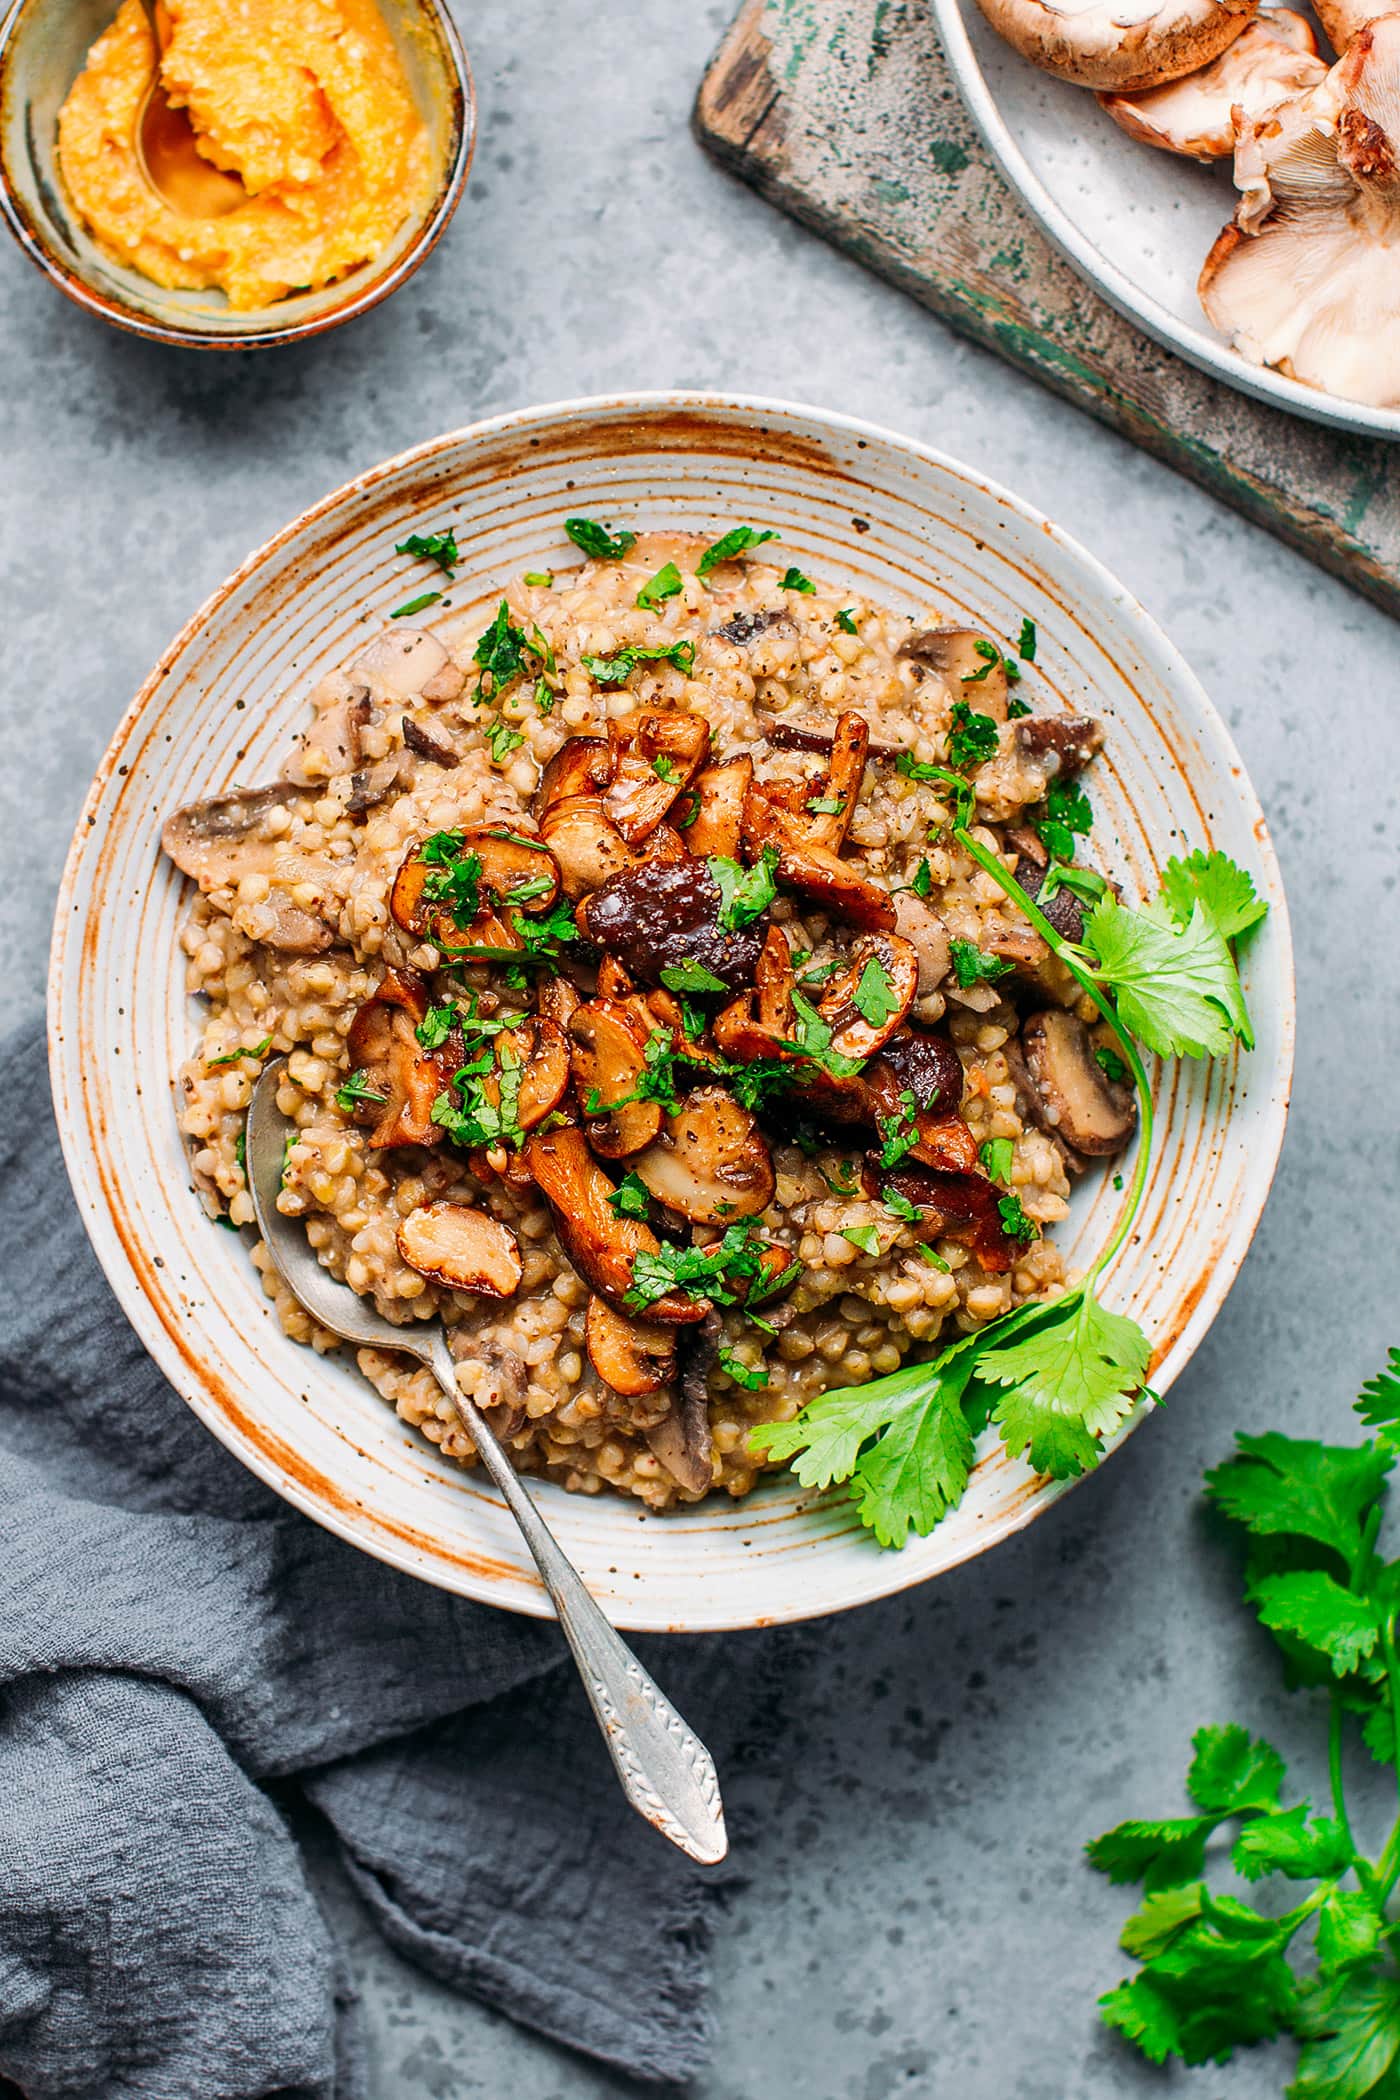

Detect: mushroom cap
[1021, 1008, 1138, 1155]
[1199, 18, 1400, 405]
[1100, 9, 1324, 157]
[396, 1203, 523, 1298]
[975, 0, 1258, 92]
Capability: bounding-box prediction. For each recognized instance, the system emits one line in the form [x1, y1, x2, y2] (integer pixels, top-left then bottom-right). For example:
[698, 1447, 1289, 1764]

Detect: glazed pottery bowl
[0, 0, 472, 348]
[48, 393, 1295, 1628]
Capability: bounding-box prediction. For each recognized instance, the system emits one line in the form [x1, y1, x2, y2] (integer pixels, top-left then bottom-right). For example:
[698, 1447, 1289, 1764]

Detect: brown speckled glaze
[0, 0, 473, 348]
[47, 395, 1295, 1628]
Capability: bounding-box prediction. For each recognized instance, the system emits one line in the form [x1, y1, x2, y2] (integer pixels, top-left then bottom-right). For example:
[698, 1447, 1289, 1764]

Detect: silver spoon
[132, 0, 245, 220]
[246, 1061, 726, 1865]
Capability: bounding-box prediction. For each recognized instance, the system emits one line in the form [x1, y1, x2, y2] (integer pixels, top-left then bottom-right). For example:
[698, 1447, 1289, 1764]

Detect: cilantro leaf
[842, 1223, 882, 1256]
[1291, 1971, 1400, 2099]
[395, 527, 459, 575]
[997, 1193, 1039, 1246]
[979, 1137, 1014, 1186]
[1118, 1884, 1207, 1961]
[1315, 1890, 1383, 1973]
[335, 1069, 387, 1110]
[1087, 1816, 1218, 1892]
[947, 700, 1000, 769]
[415, 1004, 459, 1051]
[607, 1171, 652, 1220]
[949, 938, 1013, 989]
[696, 526, 779, 577]
[781, 566, 816, 594]
[659, 959, 731, 995]
[391, 591, 442, 619]
[852, 955, 901, 1028]
[1084, 897, 1251, 1058]
[1358, 1348, 1400, 1442]
[1160, 850, 1268, 944]
[1017, 616, 1037, 661]
[836, 608, 859, 634]
[960, 638, 1004, 686]
[977, 1288, 1150, 1478]
[485, 721, 525, 764]
[718, 1345, 769, 1390]
[1043, 775, 1092, 848]
[581, 640, 696, 685]
[636, 562, 683, 610]
[1249, 1572, 1380, 1677]
[206, 1034, 272, 1067]
[564, 517, 636, 560]
[1204, 1432, 1393, 1566]
[851, 1373, 976, 1548]
[710, 849, 778, 932]
[1186, 1725, 1286, 1816]
[473, 600, 529, 693]
[881, 1184, 924, 1224]
[1231, 1806, 1350, 1884]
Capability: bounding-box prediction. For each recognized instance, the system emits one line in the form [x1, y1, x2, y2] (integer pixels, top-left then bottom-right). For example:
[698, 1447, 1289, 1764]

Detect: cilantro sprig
[751, 827, 1268, 1547]
[1089, 1350, 1400, 2086]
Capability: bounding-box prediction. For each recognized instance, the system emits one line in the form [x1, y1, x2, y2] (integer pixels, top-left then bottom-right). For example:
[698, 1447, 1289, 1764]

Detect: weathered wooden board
[695, 0, 1400, 619]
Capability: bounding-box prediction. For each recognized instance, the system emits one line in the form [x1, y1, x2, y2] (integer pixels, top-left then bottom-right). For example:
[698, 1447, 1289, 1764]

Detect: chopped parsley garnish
[806, 794, 845, 815]
[564, 517, 636, 561]
[419, 832, 482, 922]
[581, 640, 696, 685]
[842, 1223, 883, 1256]
[696, 526, 779, 578]
[624, 1221, 792, 1314]
[1039, 775, 1094, 866]
[585, 1029, 710, 1117]
[949, 939, 1014, 989]
[206, 1034, 272, 1068]
[532, 679, 555, 716]
[881, 1185, 924, 1224]
[485, 722, 526, 764]
[431, 1044, 525, 1152]
[710, 848, 778, 932]
[527, 623, 556, 677]
[1007, 695, 1033, 720]
[835, 608, 859, 635]
[947, 700, 1001, 770]
[636, 562, 683, 610]
[718, 1346, 769, 1389]
[919, 1244, 951, 1272]
[781, 567, 816, 594]
[674, 790, 700, 829]
[659, 959, 731, 995]
[652, 754, 682, 783]
[851, 955, 901, 1030]
[979, 1137, 1015, 1185]
[607, 1171, 652, 1220]
[1017, 616, 1037, 661]
[799, 959, 842, 985]
[335, 1070, 387, 1111]
[1095, 1045, 1129, 1084]
[395, 528, 459, 575]
[911, 858, 933, 898]
[962, 638, 1005, 685]
[523, 571, 554, 587]
[473, 600, 530, 694]
[415, 1005, 459, 1051]
[391, 591, 443, 619]
[877, 1091, 920, 1169]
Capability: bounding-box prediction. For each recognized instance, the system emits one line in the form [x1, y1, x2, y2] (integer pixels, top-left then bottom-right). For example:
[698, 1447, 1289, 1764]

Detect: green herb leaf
[978, 1289, 1150, 1477]
[961, 637, 1004, 685]
[485, 722, 526, 764]
[532, 679, 556, 716]
[949, 939, 1014, 990]
[997, 1193, 1039, 1246]
[581, 640, 696, 685]
[523, 571, 554, 588]
[1017, 616, 1037, 662]
[624, 1221, 788, 1314]
[1084, 897, 1252, 1058]
[392, 591, 443, 619]
[395, 528, 459, 575]
[852, 954, 901, 1029]
[659, 959, 731, 995]
[564, 517, 636, 560]
[1203, 1431, 1393, 1565]
[1087, 1816, 1219, 1892]
[710, 849, 778, 932]
[842, 1223, 883, 1256]
[979, 1137, 1015, 1185]
[1160, 850, 1269, 944]
[806, 795, 846, 815]
[206, 1034, 272, 1068]
[1231, 1806, 1350, 1884]
[1096, 1044, 1129, 1084]
[1185, 1725, 1286, 1816]
[636, 562, 683, 610]
[718, 1345, 769, 1390]
[1045, 774, 1093, 837]
[415, 1005, 459, 1051]
[1249, 1572, 1380, 1678]
[335, 1069, 387, 1110]
[911, 858, 933, 898]
[781, 566, 816, 594]
[607, 1171, 652, 1220]
[836, 608, 859, 634]
[1007, 695, 1033, 719]
[473, 600, 530, 693]
[696, 526, 779, 578]
[876, 1092, 920, 1170]
[947, 700, 1000, 769]
[881, 1185, 924, 1224]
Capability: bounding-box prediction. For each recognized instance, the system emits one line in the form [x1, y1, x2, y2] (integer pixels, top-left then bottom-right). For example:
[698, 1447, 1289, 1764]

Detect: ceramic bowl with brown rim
[0, 0, 472, 349]
[47, 393, 1294, 1629]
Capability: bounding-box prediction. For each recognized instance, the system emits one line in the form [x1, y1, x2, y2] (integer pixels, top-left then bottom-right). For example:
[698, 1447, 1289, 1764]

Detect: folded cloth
[0, 1018, 777, 2098]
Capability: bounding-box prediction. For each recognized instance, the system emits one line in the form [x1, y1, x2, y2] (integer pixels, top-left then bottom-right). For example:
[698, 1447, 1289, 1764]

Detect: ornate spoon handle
[431, 1335, 727, 1864]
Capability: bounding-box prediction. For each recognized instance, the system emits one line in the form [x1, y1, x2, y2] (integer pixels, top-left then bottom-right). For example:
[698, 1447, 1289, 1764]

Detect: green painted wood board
[694, 0, 1400, 619]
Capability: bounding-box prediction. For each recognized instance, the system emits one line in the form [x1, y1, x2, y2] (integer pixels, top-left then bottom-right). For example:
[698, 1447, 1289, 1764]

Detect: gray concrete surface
[3, 1, 1398, 2094]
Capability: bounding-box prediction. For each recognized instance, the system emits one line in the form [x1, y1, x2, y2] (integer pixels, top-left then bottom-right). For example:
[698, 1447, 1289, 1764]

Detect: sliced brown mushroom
[1014, 854, 1088, 944]
[816, 932, 920, 1060]
[1020, 1009, 1138, 1155]
[585, 1295, 677, 1396]
[603, 711, 711, 843]
[631, 1087, 776, 1225]
[534, 736, 653, 898]
[1100, 9, 1324, 158]
[567, 1001, 664, 1158]
[447, 1323, 528, 1441]
[765, 719, 902, 761]
[880, 1164, 1018, 1273]
[344, 970, 446, 1149]
[536, 975, 582, 1030]
[868, 1026, 965, 1117]
[973, 714, 1105, 823]
[645, 1312, 719, 1494]
[282, 680, 372, 786]
[681, 755, 753, 859]
[578, 857, 767, 991]
[711, 608, 796, 647]
[397, 1202, 523, 1297]
[401, 717, 464, 769]
[804, 711, 870, 850]
[974, 0, 1258, 91]
[487, 1017, 572, 1133]
[390, 828, 560, 952]
[892, 890, 953, 996]
[898, 627, 1010, 723]
[741, 788, 896, 931]
[523, 1125, 709, 1324]
[161, 783, 335, 955]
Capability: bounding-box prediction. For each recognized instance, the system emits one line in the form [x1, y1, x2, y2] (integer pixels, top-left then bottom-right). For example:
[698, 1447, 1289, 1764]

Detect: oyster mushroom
[567, 1000, 664, 1158]
[645, 1312, 720, 1494]
[1100, 10, 1324, 158]
[898, 627, 1010, 722]
[162, 783, 336, 955]
[681, 756, 753, 858]
[578, 857, 767, 991]
[892, 890, 953, 995]
[817, 932, 920, 1060]
[397, 1202, 523, 1297]
[1020, 1009, 1138, 1155]
[603, 711, 711, 843]
[344, 970, 446, 1149]
[1199, 21, 1400, 406]
[631, 1087, 776, 1225]
[975, 0, 1258, 91]
[585, 1295, 676, 1396]
[523, 1125, 710, 1323]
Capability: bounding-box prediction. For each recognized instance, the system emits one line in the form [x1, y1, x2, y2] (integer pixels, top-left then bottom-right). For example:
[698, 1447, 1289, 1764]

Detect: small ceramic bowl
[0, 0, 473, 348]
[48, 393, 1295, 1631]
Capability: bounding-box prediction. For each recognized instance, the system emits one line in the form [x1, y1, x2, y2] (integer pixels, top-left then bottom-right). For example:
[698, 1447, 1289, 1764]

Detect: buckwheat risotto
[165, 523, 1137, 1511]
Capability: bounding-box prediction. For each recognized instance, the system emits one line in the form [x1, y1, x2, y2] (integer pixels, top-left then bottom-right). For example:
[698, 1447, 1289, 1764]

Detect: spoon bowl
[246, 1060, 728, 1866]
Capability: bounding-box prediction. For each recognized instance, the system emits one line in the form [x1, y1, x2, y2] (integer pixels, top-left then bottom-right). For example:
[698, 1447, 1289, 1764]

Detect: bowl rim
[0, 0, 475, 349]
[47, 389, 1297, 1626]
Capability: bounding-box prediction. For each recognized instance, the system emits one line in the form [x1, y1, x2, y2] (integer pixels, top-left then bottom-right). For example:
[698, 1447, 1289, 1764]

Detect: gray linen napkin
[0, 1018, 771, 2098]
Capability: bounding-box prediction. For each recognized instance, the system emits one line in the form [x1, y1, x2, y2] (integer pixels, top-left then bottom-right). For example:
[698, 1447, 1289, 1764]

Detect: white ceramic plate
[932, 0, 1400, 439]
[49, 393, 1295, 1630]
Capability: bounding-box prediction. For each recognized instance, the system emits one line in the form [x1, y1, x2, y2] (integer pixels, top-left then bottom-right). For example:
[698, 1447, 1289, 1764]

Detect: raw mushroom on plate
[1099, 7, 1325, 155]
[974, 0, 1260, 93]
